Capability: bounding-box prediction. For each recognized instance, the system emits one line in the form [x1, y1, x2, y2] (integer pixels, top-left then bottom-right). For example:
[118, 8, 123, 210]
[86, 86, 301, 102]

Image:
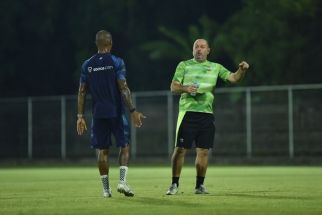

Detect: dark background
[1, 0, 321, 97]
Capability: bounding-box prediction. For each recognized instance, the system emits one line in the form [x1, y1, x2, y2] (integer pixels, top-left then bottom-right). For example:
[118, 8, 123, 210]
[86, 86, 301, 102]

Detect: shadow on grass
[217, 190, 320, 201]
[129, 195, 210, 207]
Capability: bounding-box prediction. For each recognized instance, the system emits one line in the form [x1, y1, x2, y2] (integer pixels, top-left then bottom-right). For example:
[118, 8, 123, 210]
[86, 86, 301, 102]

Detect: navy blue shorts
[176, 112, 215, 149]
[90, 114, 130, 149]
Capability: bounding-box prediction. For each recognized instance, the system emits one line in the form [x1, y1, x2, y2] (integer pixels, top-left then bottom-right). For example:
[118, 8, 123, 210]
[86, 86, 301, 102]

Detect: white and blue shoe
[166, 183, 178, 195]
[117, 182, 134, 197]
[195, 184, 209, 194]
[103, 188, 112, 198]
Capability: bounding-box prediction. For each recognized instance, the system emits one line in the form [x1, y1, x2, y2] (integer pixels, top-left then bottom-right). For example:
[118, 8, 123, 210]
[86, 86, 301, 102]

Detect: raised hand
[239, 61, 249, 71]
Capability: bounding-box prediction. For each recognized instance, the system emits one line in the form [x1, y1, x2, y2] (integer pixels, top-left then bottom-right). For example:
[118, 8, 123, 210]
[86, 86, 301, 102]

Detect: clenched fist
[239, 61, 249, 71]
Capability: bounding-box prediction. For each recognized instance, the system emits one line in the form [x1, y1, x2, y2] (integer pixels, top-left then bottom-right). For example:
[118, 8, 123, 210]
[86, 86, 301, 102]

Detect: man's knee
[174, 147, 186, 157]
[97, 149, 109, 162]
[196, 148, 209, 158]
[120, 144, 130, 154]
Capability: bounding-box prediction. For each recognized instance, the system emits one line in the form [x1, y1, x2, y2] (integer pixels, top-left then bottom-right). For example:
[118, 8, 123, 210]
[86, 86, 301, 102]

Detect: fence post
[131, 93, 137, 160]
[167, 92, 174, 156]
[246, 88, 252, 159]
[27, 97, 33, 159]
[61, 96, 66, 160]
[288, 87, 294, 159]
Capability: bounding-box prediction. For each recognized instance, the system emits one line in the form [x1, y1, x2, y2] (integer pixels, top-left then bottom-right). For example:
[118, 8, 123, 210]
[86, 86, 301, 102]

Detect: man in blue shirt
[77, 30, 145, 198]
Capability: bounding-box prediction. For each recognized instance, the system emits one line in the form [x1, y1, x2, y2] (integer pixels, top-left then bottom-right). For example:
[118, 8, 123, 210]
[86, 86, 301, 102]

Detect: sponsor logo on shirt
[89, 66, 114, 73]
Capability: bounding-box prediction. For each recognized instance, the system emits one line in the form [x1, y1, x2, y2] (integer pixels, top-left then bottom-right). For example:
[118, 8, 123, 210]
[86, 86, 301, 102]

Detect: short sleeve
[80, 61, 88, 84]
[114, 57, 126, 80]
[172, 61, 186, 83]
[218, 64, 231, 81]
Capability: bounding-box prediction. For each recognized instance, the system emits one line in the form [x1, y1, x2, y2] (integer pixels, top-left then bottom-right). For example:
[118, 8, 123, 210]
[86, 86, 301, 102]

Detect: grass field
[0, 166, 322, 215]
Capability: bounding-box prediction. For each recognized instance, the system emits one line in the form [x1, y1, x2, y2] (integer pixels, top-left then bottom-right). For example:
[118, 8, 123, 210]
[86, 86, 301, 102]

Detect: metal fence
[0, 84, 322, 160]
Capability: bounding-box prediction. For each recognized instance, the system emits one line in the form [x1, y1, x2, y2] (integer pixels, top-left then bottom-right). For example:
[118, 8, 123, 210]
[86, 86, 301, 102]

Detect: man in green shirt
[166, 39, 249, 195]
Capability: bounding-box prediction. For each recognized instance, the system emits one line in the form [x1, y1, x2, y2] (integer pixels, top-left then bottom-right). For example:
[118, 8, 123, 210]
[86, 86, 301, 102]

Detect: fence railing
[0, 84, 322, 160]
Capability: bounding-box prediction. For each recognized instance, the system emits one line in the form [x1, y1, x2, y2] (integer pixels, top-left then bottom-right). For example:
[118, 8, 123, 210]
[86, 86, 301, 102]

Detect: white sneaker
[117, 182, 134, 197]
[103, 188, 112, 198]
[195, 184, 209, 194]
[166, 183, 178, 195]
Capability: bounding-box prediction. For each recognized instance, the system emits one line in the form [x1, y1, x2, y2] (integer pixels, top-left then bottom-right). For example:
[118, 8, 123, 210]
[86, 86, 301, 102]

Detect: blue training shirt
[80, 53, 126, 118]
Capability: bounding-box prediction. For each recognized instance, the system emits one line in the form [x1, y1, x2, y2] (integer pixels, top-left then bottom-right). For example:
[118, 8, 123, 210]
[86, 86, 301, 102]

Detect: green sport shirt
[172, 58, 231, 114]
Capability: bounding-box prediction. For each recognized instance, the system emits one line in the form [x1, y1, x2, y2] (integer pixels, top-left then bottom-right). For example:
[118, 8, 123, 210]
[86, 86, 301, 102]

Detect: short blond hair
[95, 30, 112, 48]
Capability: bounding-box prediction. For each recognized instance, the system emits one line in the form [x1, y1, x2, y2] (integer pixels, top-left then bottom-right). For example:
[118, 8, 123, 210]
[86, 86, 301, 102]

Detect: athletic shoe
[103, 188, 112, 198]
[166, 183, 178, 195]
[195, 184, 209, 194]
[117, 182, 134, 197]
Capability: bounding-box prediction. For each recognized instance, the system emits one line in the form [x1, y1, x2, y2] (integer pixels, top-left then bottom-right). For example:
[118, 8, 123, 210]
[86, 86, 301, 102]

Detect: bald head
[192, 39, 210, 62]
[193, 39, 209, 48]
[95, 30, 112, 51]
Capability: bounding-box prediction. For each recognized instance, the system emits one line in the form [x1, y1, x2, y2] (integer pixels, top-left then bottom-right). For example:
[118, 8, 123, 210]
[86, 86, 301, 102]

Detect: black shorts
[90, 114, 130, 149]
[176, 112, 215, 149]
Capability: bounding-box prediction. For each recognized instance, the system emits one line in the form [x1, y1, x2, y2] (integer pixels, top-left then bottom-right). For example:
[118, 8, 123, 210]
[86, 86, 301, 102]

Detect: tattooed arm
[117, 80, 136, 112]
[117, 79, 146, 127]
[77, 83, 87, 135]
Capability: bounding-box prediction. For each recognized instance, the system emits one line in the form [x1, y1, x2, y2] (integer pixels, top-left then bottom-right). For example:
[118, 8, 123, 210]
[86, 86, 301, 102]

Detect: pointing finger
[141, 114, 147, 118]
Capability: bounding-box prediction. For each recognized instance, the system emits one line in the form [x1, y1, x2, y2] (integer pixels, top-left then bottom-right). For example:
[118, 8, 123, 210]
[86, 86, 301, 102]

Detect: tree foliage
[141, 16, 220, 62]
[215, 0, 322, 85]
[0, 0, 321, 97]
